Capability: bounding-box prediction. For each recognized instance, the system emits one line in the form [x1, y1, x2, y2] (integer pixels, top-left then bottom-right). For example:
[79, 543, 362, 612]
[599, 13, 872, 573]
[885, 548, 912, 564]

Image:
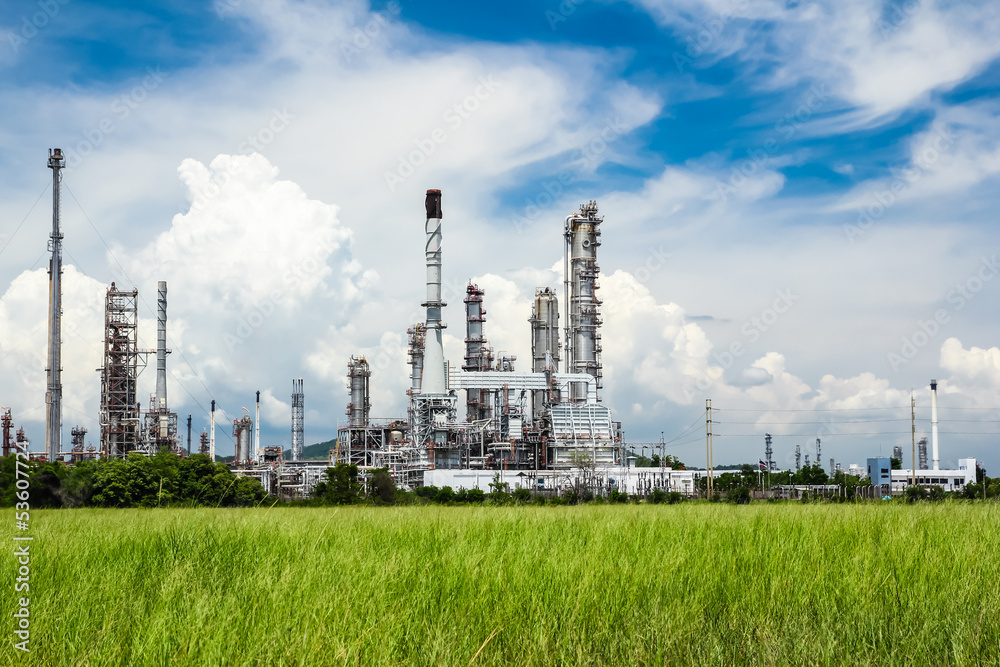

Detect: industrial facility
[4, 149, 983, 500]
[332, 190, 625, 490]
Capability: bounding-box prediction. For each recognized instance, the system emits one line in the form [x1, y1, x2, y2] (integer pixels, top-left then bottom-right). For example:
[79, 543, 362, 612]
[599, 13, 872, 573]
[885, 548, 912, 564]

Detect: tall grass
[4, 503, 999, 666]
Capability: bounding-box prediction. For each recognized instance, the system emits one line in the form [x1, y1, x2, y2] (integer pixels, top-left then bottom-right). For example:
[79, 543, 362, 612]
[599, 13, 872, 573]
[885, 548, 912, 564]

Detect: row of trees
[0, 452, 267, 508]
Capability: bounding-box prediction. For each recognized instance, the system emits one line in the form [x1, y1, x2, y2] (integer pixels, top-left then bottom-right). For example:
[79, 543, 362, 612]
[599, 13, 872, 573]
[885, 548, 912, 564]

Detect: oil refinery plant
[6, 149, 978, 500]
[334, 189, 625, 489]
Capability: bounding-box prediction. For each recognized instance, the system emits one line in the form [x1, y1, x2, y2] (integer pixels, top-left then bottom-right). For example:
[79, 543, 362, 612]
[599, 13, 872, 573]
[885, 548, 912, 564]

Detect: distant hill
[283, 439, 336, 461]
[218, 439, 336, 463]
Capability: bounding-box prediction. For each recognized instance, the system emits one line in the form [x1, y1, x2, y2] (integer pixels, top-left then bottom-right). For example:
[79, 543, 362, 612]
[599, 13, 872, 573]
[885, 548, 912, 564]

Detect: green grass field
[4, 503, 999, 666]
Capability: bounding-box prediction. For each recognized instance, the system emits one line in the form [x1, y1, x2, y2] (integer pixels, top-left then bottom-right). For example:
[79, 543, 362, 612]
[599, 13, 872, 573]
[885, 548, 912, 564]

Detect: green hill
[218, 439, 336, 463]
[283, 439, 336, 461]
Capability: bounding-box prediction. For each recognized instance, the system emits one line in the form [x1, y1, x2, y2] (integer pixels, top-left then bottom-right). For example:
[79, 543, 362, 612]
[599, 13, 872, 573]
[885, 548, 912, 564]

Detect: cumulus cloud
[0, 266, 107, 443]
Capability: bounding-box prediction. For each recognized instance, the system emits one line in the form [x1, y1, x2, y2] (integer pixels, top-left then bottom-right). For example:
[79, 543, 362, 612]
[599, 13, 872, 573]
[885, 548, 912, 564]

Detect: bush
[512, 488, 532, 505]
[649, 489, 667, 504]
[608, 489, 629, 504]
[548, 495, 568, 506]
[928, 486, 946, 502]
[667, 491, 684, 505]
[368, 467, 396, 505]
[435, 486, 455, 504]
[415, 485, 439, 500]
[464, 488, 486, 504]
[905, 485, 929, 503]
[531, 493, 547, 506]
[726, 486, 751, 505]
[709, 492, 722, 503]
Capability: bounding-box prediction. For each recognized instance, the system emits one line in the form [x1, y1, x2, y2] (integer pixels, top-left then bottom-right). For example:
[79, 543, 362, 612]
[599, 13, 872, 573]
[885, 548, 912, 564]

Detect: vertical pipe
[930, 379, 940, 470]
[156, 281, 168, 408]
[421, 190, 447, 395]
[210, 399, 216, 461]
[45, 148, 65, 462]
[255, 390, 261, 463]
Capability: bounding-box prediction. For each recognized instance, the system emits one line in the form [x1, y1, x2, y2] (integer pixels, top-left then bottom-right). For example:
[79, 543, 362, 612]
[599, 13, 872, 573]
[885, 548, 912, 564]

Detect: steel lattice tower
[99, 284, 144, 457]
[291, 378, 304, 461]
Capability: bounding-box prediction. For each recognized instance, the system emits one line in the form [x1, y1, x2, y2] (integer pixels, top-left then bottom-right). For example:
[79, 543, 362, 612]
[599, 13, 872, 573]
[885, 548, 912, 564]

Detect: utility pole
[705, 399, 714, 497]
[186, 414, 192, 456]
[45, 148, 65, 462]
[910, 393, 916, 487]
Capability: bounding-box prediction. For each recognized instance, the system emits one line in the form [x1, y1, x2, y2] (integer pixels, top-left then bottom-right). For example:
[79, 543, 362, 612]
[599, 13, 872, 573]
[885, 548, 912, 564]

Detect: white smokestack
[210, 399, 216, 461]
[930, 379, 940, 470]
[420, 189, 447, 395]
[255, 390, 260, 463]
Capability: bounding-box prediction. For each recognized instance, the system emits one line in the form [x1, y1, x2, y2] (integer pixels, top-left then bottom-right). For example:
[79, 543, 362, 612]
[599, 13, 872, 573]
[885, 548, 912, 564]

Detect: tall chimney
[210, 399, 216, 461]
[255, 390, 260, 463]
[156, 281, 168, 409]
[45, 148, 65, 462]
[420, 189, 447, 395]
[930, 379, 940, 470]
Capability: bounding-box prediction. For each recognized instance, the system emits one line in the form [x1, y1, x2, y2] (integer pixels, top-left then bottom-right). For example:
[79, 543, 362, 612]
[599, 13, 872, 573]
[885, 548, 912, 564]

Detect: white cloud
[635, 0, 1000, 121]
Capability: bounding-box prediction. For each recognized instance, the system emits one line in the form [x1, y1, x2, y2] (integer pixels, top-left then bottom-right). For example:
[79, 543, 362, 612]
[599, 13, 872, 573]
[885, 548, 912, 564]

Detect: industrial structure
[332, 190, 623, 489]
[7, 151, 988, 503]
[98, 284, 144, 457]
[291, 378, 304, 462]
[45, 148, 64, 462]
[143, 281, 179, 454]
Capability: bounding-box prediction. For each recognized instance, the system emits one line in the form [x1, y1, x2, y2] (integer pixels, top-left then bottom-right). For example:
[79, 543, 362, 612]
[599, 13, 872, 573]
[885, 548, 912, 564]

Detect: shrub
[512, 488, 531, 505]
[649, 489, 667, 504]
[905, 485, 929, 503]
[726, 486, 751, 505]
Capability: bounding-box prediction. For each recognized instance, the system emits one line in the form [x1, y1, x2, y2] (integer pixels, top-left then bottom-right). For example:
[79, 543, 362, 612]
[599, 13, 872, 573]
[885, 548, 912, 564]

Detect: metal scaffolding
[99, 284, 145, 458]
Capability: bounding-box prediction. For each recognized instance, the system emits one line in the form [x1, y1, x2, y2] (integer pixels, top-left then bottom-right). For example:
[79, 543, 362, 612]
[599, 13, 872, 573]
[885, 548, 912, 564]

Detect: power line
[0, 179, 50, 262]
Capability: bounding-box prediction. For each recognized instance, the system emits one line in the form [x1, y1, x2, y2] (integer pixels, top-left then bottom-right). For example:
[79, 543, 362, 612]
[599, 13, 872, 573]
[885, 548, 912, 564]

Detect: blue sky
[1, 0, 999, 470]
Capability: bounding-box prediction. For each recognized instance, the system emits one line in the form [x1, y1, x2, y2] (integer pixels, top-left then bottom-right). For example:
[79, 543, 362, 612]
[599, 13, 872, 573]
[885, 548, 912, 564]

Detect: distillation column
[563, 201, 603, 401]
[529, 287, 560, 420]
[347, 357, 371, 427]
[463, 284, 492, 422]
[45, 148, 65, 461]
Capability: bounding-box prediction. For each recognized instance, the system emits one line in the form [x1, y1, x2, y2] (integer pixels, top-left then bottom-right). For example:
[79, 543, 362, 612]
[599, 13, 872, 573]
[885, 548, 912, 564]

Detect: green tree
[368, 467, 396, 504]
[312, 463, 362, 505]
